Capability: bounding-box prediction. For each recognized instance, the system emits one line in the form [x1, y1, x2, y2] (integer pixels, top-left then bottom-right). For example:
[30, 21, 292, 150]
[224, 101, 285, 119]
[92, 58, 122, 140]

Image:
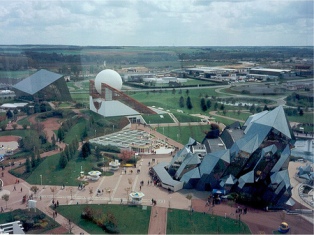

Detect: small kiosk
[278, 222, 290, 234]
[88, 171, 102, 181]
[129, 192, 145, 204]
[109, 159, 120, 171]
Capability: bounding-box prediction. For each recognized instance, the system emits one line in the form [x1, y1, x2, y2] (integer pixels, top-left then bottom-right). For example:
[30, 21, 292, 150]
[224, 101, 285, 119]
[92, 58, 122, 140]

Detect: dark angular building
[153, 106, 296, 207]
[12, 69, 72, 101]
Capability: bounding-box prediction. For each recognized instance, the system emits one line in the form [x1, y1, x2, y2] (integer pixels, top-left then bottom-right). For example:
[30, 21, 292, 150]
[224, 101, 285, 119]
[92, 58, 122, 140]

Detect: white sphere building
[89, 69, 156, 118]
[95, 69, 123, 94]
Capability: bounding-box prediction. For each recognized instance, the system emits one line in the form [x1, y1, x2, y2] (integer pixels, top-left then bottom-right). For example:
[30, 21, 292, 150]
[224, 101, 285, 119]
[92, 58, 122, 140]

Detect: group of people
[78, 183, 86, 191]
[52, 199, 59, 209]
[236, 206, 247, 214]
[151, 198, 157, 206]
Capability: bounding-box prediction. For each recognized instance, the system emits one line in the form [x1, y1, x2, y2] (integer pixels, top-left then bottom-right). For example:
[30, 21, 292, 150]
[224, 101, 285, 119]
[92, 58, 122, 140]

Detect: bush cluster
[81, 206, 119, 234]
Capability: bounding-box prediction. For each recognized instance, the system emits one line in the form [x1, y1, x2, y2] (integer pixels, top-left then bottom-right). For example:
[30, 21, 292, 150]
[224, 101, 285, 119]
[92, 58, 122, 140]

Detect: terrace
[90, 128, 175, 154]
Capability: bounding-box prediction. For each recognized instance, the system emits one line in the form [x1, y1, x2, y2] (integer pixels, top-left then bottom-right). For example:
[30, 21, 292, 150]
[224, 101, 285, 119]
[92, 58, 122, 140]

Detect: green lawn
[16, 116, 30, 126]
[25, 153, 99, 186]
[156, 125, 211, 144]
[216, 111, 250, 122]
[0, 129, 30, 138]
[56, 204, 151, 234]
[173, 112, 202, 122]
[64, 118, 87, 144]
[130, 88, 225, 115]
[167, 209, 250, 234]
[286, 112, 313, 124]
[142, 113, 174, 124]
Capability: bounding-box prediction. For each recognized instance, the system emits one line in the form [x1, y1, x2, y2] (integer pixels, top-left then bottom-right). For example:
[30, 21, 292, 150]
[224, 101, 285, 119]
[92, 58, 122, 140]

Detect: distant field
[0, 70, 31, 79]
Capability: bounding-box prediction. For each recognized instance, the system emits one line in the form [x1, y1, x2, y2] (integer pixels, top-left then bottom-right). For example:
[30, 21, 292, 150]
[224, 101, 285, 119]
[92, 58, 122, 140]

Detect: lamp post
[103, 158, 105, 173]
[112, 125, 114, 132]
[40, 175, 42, 186]
[70, 187, 73, 200]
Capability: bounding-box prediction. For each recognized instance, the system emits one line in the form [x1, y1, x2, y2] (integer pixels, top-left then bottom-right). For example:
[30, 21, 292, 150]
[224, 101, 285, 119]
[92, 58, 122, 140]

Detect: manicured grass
[25, 153, 99, 186]
[156, 125, 211, 144]
[173, 112, 202, 122]
[56, 204, 151, 234]
[167, 209, 251, 234]
[142, 113, 174, 124]
[130, 88, 224, 115]
[216, 111, 250, 122]
[286, 112, 313, 124]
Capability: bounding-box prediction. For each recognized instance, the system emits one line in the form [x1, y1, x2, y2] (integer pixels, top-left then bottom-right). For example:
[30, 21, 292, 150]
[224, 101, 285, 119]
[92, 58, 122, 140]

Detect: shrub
[23, 219, 34, 232]
[103, 222, 120, 234]
[97, 162, 105, 167]
[81, 206, 94, 221]
[91, 166, 103, 172]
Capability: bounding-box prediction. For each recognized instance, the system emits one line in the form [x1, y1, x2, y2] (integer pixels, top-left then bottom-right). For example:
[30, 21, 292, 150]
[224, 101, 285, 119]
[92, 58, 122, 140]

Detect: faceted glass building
[157, 106, 296, 207]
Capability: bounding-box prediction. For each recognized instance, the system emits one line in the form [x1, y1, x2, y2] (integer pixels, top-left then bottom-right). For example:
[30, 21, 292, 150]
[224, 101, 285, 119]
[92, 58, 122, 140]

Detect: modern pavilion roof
[243, 110, 268, 128]
[230, 133, 263, 155]
[240, 134, 260, 154]
[261, 144, 277, 156]
[153, 162, 183, 187]
[13, 69, 63, 95]
[244, 106, 294, 139]
[169, 146, 191, 166]
[271, 145, 290, 173]
[270, 169, 291, 189]
[180, 167, 200, 183]
[175, 153, 201, 178]
[187, 137, 197, 146]
[238, 170, 254, 188]
[199, 149, 229, 176]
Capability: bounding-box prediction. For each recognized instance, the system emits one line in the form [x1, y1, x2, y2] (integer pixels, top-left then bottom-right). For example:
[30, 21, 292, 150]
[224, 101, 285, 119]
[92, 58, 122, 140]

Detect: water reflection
[292, 139, 314, 162]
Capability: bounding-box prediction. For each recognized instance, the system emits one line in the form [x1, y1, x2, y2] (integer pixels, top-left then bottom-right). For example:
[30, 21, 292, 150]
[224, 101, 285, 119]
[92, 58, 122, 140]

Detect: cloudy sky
[0, 0, 313, 46]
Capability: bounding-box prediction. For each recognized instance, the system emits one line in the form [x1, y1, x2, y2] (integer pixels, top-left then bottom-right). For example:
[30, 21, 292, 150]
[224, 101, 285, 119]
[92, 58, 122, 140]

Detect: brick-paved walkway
[148, 206, 168, 234]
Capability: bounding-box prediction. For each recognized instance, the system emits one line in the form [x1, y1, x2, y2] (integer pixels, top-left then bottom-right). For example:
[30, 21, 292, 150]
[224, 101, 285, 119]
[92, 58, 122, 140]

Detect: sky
[0, 0, 313, 46]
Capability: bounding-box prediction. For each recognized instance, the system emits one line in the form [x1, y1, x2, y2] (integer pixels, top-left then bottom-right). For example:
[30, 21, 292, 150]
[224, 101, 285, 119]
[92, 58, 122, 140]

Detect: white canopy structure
[109, 159, 120, 171]
[129, 191, 145, 204]
[88, 171, 101, 181]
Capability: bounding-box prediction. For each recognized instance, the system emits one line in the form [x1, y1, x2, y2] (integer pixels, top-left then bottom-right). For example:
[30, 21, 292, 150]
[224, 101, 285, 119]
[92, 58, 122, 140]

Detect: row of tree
[25, 148, 42, 173]
[58, 140, 80, 169]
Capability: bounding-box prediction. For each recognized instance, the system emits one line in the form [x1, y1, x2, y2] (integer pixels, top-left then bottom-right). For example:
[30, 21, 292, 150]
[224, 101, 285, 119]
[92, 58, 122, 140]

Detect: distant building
[294, 64, 313, 77]
[12, 69, 72, 102]
[285, 81, 314, 91]
[152, 106, 296, 207]
[249, 68, 292, 79]
[0, 89, 15, 100]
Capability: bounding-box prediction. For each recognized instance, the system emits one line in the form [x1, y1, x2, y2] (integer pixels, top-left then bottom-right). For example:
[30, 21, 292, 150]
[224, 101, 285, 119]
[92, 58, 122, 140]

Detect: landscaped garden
[0, 209, 60, 234]
[55, 204, 151, 234]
